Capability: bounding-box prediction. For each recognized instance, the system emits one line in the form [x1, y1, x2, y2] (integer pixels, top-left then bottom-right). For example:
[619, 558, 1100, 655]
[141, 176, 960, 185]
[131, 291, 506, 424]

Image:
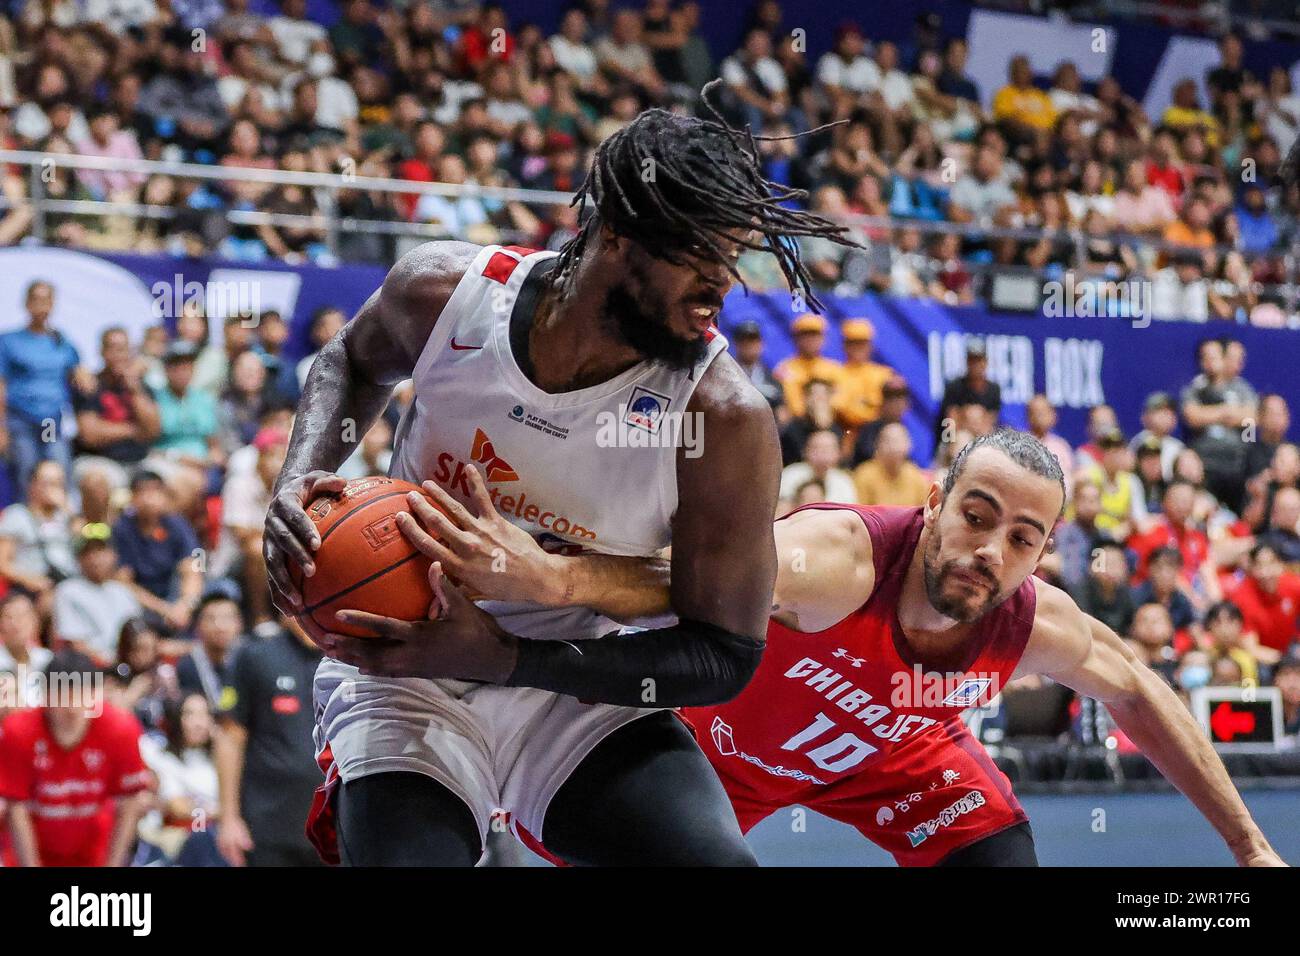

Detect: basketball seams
[302, 550, 427, 617]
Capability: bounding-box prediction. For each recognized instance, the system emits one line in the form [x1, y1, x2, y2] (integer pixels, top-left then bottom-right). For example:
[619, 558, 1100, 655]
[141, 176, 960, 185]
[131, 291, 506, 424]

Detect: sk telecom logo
[471, 428, 518, 482]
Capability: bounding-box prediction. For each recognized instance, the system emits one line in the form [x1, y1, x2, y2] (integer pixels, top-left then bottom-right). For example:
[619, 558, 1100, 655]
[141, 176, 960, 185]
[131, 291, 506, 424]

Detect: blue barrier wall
[1, 247, 1295, 467]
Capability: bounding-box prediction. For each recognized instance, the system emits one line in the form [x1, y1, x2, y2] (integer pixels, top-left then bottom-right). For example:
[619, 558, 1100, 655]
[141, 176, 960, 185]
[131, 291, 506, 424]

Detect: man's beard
[602, 277, 709, 372]
[922, 522, 1003, 623]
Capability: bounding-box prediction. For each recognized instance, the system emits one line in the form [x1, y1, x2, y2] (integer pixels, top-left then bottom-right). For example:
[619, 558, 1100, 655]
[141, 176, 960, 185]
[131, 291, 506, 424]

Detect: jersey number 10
[780, 712, 878, 774]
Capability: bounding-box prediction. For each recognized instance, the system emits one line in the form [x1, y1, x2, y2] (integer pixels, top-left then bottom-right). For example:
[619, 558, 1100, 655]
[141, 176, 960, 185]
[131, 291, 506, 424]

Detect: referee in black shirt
[215, 616, 324, 867]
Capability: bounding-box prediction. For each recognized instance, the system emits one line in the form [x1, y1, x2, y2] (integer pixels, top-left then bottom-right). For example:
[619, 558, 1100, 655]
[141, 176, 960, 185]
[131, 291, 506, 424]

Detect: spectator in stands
[112, 470, 204, 635]
[215, 615, 323, 867]
[107, 616, 180, 732]
[0, 460, 77, 608]
[595, 8, 665, 101]
[1126, 602, 1178, 682]
[849, 376, 910, 467]
[139, 690, 223, 865]
[0, 592, 52, 675]
[1129, 480, 1210, 587]
[75, 105, 145, 201]
[992, 55, 1055, 141]
[816, 22, 878, 118]
[1134, 437, 1167, 515]
[1111, 157, 1177, 235]
[1162, 78, 1219, 144]
[1257, 486, 1300, 567]
[779, 429, 856, 505]
[1229, 543, 1300, 658]
[1051, 481, 1109, 592]
[178, 593, 245, 711]
[1129, 391, 1185, 481]
[296, 306, 346, 388]
[719, 26, 788, 131]
[851, 423, 927, 507]
[1163, 194, 1216, 256]
[338, 419, 393, 480]
[1245, 393, 1292, 482]
[1235, 184, 1278, 254]
[948, 145, 1017, 225]
[780, 379, 840, 467]
[1204, 600, 1265, 684]
[1026, 394, 1075, 500]
[138, 35, 229, 153]
[72, 326, 161, 491]
[0, 280, 88, 490]
[53, 526, 141, 667]
[171, 305, 226, 397]
[151, 341, 224, 497]
[1245, 443, 1300, 538]
[218, 350, 275, 457]
[832, 320, 894, 431]
[1129, 546, 1197, 644]
[1181, 337, 1257, 513]
[1072, 539, 1137, 637]
[730, 321, 782, 413]
[0, 649, 150, 866]
[773, 314, 842, 419]
[935, 338, 1000, 449]
[212, 427, 286, 628]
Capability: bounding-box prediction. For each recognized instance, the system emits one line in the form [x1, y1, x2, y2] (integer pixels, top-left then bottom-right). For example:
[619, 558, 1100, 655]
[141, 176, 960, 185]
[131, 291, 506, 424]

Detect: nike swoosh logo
[450, 338, 483, 351]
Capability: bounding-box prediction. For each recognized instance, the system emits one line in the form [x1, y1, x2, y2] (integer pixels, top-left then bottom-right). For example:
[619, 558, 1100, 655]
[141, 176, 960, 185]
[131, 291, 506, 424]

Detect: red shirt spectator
[1228, 545, 1300, 654]
[0, 701, 150, 866]
[1128, 481, 1208, 582]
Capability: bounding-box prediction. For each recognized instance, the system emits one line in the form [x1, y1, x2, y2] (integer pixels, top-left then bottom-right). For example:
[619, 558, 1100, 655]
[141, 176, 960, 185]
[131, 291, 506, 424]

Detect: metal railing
[1, 148, 1296, 321]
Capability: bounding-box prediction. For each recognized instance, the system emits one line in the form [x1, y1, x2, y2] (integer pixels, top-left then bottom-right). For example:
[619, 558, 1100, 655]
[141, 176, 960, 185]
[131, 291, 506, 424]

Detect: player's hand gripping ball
[288, 476, 448, 641]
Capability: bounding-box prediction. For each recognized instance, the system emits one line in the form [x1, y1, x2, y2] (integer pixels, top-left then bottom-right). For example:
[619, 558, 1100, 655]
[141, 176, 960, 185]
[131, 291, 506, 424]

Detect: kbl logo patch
[941, 678, 991, 707]
[508, 405, 525, 422]
[624, 385, 671, 433]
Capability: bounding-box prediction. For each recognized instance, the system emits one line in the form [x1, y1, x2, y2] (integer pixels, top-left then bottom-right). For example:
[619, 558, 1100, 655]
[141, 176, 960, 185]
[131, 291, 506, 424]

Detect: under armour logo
[833, 648, 865, 668]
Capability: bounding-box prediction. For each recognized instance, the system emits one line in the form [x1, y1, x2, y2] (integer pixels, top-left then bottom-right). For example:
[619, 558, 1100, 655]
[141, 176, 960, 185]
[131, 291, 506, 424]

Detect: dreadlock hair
[554, 80, 859, 312]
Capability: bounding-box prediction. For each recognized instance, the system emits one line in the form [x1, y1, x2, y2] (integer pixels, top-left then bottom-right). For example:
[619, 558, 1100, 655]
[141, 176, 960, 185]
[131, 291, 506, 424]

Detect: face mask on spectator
[1179, 665, 1211, 691]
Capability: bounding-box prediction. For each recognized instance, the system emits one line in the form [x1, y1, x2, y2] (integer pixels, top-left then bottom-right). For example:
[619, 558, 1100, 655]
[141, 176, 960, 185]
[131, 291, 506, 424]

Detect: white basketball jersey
[388, 244, 729, 642]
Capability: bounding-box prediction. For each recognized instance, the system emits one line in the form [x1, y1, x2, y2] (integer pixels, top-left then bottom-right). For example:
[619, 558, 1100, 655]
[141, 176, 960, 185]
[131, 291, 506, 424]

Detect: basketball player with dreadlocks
[262, 90, 855, 865]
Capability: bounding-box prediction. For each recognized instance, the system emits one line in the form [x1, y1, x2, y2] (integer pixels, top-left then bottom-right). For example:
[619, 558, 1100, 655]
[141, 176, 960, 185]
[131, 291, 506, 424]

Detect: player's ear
[1043, 535, 1056, 556]
[922, 483, 942, 526]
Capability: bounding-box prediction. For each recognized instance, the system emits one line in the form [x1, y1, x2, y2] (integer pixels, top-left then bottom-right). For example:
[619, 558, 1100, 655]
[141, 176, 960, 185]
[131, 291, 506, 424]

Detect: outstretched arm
[1020, 583, 1284, 866]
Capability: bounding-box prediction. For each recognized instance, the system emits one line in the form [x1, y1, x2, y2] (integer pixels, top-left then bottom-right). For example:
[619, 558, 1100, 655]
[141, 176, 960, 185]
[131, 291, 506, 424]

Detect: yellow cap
[791, 314, 827, 334]
[841, 319, 875, 342]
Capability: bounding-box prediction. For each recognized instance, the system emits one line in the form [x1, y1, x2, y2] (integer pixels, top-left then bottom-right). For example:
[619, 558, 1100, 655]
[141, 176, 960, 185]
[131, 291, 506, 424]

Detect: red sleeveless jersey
[683, 504, 1036, 800]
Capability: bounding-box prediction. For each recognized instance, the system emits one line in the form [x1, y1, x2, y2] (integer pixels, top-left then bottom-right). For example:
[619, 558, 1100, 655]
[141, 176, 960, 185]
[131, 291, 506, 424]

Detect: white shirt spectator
[1050, 87, 1103, 136]
[80, 0, 160, 34]
[268, 13, 327, 66]
[414, 192, 489, 234]
[816, 52, 881, 94]
[218, 75, 285, 113]
[139, 735, 219, 817]
[1150, 267, 1210, 322]
[550, 35, 598, 80]
[878, 68, 915, 112]
[209, 467, 272, 579]
[11, 102, 89, 145]
[53, 576, 142, 663]
[720, 54, 788, 95]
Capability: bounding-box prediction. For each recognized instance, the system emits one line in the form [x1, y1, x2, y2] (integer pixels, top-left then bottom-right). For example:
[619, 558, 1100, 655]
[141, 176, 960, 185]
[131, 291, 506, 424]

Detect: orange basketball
[290, 476, 443, 640]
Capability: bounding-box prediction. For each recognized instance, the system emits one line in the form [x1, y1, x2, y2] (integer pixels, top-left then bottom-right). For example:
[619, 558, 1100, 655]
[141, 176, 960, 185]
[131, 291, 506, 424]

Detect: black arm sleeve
[503, 619, 764, 708]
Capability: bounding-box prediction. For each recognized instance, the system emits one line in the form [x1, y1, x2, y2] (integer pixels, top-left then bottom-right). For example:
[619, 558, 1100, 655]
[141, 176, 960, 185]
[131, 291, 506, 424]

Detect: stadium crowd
[0, 0, 1296, 867]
